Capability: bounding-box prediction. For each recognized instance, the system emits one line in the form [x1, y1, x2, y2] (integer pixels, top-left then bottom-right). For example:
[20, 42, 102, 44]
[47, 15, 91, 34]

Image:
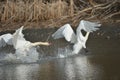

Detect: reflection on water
[64, 56, 101, 80]
[0, 56, 102, 80]
[15, 64, 39, 80]
[0, 64, 40, 80]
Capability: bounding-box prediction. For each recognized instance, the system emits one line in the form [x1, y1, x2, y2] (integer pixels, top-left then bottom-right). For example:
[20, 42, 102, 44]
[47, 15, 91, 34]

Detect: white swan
[0, 26, 50, 62]
[52, 20, 101, 54]
[0, 26, 50, 49]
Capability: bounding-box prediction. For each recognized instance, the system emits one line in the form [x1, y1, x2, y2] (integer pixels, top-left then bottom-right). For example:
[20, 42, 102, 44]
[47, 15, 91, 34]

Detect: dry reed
[0, 0, 72, 22]
[0, 0, 119, 28]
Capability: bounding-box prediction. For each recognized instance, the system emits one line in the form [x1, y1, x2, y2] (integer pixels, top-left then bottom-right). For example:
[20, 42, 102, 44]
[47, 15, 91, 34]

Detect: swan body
[52, 20, 101, 54]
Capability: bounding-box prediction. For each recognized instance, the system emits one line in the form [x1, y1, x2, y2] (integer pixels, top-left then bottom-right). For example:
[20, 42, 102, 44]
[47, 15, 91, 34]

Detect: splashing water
[57, 45, 73, 58]
[0, 46, 39, 63]
[0, 45, 77, 64]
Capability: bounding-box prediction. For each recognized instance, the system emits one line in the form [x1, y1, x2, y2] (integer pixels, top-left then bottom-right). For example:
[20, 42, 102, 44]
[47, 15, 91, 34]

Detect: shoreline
[0, 20, 119, 32]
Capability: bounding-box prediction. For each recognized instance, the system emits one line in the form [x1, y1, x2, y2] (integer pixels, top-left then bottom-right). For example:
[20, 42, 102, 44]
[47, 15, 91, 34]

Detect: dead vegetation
[0, 0, 120, 30]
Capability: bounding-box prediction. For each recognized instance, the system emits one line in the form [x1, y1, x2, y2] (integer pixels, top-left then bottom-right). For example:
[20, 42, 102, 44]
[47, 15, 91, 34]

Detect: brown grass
[0, 0, 119, 30]
[0, 0, 74, 22]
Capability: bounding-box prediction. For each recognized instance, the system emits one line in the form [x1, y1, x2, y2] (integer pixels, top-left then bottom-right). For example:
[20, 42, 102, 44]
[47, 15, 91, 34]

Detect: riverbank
[0, 0, 119, 32]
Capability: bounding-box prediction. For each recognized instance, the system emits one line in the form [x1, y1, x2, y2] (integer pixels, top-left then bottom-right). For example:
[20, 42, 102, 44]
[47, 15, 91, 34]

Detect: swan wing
[76, 20, 101, 48]
[77, 20, 101, 32]
[12, 26, 29, 49]
[76, 20, 101, 41]
[0, 33, 12, 47]
[52, 24, 76, 43]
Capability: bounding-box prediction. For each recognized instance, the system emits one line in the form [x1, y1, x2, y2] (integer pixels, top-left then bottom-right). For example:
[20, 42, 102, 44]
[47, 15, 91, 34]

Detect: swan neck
[85, 32, 90, 40]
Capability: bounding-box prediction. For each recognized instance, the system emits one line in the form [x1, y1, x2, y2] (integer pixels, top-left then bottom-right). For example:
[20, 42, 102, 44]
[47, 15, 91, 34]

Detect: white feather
[52, 24, 77, 43]
[12, 26, 31, 49]
[0, 33, 12, 47]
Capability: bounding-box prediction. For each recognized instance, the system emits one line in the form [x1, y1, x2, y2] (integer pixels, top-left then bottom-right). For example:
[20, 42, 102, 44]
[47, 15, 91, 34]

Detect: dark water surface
[0, 24, 120, 80]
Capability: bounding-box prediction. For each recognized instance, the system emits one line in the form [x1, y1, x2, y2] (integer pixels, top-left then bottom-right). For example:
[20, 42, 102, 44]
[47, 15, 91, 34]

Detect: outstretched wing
[0, 33, 12, 47]
[76, 20, 101, 48]
[52, 24, 77, 43]
[77, 20, 101, 32]
[12, 26, 29, 49]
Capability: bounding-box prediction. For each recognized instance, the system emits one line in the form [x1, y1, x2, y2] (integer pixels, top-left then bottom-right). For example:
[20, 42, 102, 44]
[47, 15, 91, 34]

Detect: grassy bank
[0, 0, 119, 31]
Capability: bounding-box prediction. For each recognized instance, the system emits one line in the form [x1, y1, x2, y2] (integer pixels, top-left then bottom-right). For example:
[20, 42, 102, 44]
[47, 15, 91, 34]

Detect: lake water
[0, 24, 120, 80]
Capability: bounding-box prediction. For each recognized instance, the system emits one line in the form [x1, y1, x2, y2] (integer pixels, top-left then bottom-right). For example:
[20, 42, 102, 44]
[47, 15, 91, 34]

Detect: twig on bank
[104, 11, 120, 20]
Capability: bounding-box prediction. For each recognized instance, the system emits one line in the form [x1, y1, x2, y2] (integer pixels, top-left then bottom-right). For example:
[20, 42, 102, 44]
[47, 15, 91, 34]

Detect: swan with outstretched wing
[0, 26, 51, 62]
[52, 20, 101, 54]
[0, 26, 50, 49]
